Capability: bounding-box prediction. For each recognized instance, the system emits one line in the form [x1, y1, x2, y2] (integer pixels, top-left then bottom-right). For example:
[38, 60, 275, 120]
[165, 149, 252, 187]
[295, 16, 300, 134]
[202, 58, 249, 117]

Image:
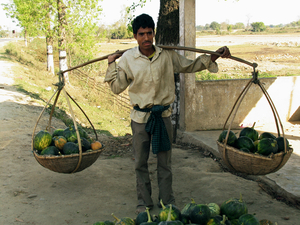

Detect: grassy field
[1, 34, 299, 137]
[195, 43, 300, 80]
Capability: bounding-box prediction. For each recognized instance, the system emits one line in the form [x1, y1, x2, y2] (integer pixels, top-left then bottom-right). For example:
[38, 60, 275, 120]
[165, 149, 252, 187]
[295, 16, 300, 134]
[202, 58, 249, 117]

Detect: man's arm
[104, 53, 131, 95]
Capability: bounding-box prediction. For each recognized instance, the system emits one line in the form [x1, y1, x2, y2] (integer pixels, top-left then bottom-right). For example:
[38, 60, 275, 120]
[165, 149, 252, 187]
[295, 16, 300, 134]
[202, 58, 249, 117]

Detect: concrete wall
[184, 76, 300, 131]
[179, 0, 196, 131]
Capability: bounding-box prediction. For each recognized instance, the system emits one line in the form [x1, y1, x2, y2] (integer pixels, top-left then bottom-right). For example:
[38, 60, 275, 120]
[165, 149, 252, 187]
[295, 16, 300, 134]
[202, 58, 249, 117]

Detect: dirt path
[1, 47, 300, 225]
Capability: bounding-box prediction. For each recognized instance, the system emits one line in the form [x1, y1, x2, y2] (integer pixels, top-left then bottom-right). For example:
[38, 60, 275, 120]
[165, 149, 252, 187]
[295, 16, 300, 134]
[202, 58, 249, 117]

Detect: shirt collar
[133, 45, 162, 59]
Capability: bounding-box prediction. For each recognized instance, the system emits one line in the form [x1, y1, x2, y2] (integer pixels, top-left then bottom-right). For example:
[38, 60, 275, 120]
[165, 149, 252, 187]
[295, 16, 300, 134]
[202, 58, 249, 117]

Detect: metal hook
[252, 65, 259, 84]
[53, 71, 65, 90]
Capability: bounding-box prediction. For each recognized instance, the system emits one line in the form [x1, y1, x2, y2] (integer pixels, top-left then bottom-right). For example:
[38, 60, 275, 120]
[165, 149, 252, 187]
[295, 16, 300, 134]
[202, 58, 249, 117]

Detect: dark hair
[132, 14, 155, 34]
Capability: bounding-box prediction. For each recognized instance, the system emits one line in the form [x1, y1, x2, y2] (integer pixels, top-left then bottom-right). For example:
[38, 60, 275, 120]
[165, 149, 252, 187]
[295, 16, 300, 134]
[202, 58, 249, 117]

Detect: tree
[109, 7, 133, 39]
[210, 21, 220, 31]
[45, 1, 56, 75]
[3, 0, 58, 73]
[36, 0, 57, 75]
[62, 0, 103, 69]
[233, 22, 245, 29]
[2, 0, 41, 46]
[57, 0, 68, 80]
[3, 0, 103, 76]
[251, 22, 266, 32]
[155, 0, 179, 45]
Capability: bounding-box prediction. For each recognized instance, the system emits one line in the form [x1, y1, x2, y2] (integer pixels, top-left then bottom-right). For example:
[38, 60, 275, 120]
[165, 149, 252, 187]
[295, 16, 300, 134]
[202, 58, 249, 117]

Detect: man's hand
[108, 51, 123, 64]
[211, 46, 231, 62]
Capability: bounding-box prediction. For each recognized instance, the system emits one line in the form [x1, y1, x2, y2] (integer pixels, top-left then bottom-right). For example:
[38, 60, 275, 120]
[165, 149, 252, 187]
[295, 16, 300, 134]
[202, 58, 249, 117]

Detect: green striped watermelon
[34, 130, 52, 151]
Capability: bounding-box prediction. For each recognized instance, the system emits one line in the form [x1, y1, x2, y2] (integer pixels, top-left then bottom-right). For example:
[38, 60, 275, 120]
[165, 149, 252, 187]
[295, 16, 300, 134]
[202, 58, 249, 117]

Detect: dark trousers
[131, 117, 175, 208]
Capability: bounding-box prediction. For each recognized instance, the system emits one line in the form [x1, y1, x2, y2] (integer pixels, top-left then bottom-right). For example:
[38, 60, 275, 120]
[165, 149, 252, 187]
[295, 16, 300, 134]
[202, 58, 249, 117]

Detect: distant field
[97, 34, 300, 79]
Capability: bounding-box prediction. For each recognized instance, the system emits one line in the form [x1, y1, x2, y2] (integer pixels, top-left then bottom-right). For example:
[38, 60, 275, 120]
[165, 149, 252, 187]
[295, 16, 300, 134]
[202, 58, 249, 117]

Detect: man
[104, 13, 231, 214]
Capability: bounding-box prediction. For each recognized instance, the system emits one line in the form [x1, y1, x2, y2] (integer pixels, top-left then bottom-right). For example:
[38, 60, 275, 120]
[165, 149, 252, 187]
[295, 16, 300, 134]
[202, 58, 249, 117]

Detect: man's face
[134, 27, 155, 52]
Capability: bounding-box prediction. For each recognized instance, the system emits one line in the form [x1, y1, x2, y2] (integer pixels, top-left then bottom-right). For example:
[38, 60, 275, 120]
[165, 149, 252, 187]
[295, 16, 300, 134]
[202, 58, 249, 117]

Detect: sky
[1, 0, 300, 32]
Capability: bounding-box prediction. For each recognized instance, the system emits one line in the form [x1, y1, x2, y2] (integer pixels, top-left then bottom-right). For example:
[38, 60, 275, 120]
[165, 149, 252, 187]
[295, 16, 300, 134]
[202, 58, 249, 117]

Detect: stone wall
[182, 76, 300, 131]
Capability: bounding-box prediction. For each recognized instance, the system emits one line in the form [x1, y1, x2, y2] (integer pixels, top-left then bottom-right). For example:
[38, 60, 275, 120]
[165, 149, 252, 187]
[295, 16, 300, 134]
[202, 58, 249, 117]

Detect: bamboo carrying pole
[59, 45, 258, 74]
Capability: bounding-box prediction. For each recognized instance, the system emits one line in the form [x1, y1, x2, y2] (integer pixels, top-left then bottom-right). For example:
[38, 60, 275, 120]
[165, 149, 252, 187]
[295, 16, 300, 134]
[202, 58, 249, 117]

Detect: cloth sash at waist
[133, 105, 171, 154]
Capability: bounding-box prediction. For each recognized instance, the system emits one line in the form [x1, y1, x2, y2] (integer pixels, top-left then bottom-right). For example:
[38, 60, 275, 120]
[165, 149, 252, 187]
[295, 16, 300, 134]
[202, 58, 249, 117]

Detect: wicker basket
[33, 148, 103, 173]
[32, 74, 102, 173]
[217, 71, 293, 175]
[217, 141, 293, 175]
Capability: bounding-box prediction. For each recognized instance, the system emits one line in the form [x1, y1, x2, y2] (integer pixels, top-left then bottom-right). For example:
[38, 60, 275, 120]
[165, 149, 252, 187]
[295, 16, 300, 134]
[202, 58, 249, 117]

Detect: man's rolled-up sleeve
[172, 51, 219, 74]
[104, 62, 131, 95]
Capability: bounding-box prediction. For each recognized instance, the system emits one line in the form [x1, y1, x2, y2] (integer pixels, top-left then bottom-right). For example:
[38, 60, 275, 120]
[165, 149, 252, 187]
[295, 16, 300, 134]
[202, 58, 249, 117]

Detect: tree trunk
[46, 35, 54, 75]
[155, 0, 180, 143]
[24, 28, 28, 47]
[155, 0, 179, 45]
[57, 0, 69, 82]
[46, 6, 54, 75]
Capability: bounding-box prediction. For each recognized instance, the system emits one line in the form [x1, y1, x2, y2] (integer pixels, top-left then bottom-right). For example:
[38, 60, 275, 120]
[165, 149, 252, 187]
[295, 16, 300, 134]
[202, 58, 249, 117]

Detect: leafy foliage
[251, 22, 266, 32]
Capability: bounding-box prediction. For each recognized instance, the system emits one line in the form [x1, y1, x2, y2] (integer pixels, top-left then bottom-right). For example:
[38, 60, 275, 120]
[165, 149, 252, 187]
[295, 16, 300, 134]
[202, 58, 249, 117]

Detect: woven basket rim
[33, 148, 103, 160]
[216, 141, 293, 160]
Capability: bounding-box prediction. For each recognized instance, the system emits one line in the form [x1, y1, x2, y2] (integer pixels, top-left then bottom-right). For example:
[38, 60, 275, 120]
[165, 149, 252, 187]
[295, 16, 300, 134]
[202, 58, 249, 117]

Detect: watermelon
[207, 215, 231, 225]
[158, 205, 183, 225]
[75, 137, 91, 152]
[40, 146, 60, 155]
[111, 214, 135, 225]
[136, 211, 149, 225]
[140, 207, 157, 225]
[63, 127, 78, 142]
[158, 200, 181, 222]
[62, 142, 79, 155]
[207, 203, 220, 217]
[34, 130, 52, 151]
[256, 138, 278, 156]
[235, 136, 255, 152]
[218, 130, 237, 146]
[72, 125, 89, 139]
[259, 132, 276, 140]
[52, 128, 64, 137]
[190, 204, 211, 225]
[275, 137, 289, 153]
[238, 214, 259, 225]
[220, 193, 248, 220]
[239, 123, 258, 142]
[181, 198, 197, 223]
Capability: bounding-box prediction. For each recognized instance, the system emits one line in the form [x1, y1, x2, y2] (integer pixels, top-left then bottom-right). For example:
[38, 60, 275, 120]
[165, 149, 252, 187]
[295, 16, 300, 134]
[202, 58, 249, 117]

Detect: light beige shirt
[104, 45, 219, 123]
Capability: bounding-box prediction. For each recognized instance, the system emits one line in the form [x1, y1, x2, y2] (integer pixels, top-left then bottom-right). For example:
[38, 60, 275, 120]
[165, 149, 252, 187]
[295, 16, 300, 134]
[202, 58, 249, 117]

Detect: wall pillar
[179, 0, 196, 131]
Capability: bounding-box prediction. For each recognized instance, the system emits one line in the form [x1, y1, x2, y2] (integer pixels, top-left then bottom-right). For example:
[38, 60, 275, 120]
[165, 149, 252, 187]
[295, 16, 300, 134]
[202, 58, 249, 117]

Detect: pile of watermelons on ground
[33, 125, 103, 155]
[93, 196, 276, 225]
[218, 123, 291, 156]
